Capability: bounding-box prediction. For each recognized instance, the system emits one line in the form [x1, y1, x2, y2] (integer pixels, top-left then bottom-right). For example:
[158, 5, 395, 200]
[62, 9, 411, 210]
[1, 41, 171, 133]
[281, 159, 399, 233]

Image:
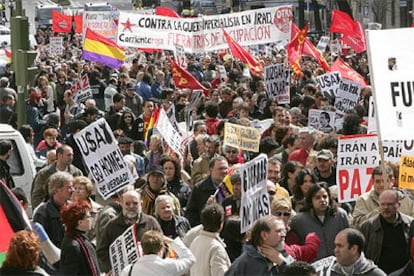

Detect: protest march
[2, 2, 414, 276]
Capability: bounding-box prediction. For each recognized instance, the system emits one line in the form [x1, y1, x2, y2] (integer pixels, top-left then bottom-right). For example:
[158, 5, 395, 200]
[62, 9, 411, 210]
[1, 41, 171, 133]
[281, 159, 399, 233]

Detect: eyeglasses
[273, 211, 291, 217]
[268, 190, 276, 195]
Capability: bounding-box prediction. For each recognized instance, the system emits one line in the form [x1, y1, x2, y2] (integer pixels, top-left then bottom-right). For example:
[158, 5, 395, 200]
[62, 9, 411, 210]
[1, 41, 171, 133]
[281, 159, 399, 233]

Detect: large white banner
[367, 28, 414, 140]
[117, 6, 292, 53]
[74, 119, 134, 199]
[240, 154, 269, 233]
[264, 63, 290, 104]
[336, 134, 380, 203]
[109, 225, 142, 276]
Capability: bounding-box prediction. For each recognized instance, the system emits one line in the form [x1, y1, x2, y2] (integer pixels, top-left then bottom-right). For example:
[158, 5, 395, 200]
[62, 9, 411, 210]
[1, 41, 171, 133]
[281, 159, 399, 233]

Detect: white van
[0, 124, 36, 214]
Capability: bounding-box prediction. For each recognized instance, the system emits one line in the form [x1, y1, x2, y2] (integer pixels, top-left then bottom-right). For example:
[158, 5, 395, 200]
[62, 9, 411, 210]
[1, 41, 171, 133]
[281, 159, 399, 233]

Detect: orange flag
[287, 24, 309, 77]
[222, 28, 263, 75]
[167, 56, 209, 96]
[52, 10, 72, 33]
[4, 48, 11, 62]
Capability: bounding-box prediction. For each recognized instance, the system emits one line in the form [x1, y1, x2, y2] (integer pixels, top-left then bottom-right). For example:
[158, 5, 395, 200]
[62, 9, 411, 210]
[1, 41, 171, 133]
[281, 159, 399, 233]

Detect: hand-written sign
[224, 122, 261, 152]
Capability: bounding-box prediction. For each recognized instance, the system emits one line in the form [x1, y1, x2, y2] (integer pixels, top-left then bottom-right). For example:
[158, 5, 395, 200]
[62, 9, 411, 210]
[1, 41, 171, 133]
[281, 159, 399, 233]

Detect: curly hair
[61, 201, 91, 232]
[2, 230, 40, 271]
[159, 156, 181, 180]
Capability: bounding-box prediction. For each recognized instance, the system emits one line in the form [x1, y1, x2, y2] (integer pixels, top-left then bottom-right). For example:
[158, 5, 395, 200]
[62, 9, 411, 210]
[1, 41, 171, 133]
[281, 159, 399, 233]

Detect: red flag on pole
[330, 10, 366, 53]
[167, 56, 209, 96]
[52, 10, 72, 33]
[74, 14, 83, 34]
[329, 57, 367, 87]
[287, 23, 309, 77]
[222, 28, 263, 75]
[291, 23, 330, 71]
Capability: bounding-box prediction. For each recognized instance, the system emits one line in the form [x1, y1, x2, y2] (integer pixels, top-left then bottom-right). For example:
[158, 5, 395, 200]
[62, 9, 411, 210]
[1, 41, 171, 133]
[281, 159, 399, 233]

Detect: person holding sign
[290, 183, 349, 260]
[120, 230, 195, 276]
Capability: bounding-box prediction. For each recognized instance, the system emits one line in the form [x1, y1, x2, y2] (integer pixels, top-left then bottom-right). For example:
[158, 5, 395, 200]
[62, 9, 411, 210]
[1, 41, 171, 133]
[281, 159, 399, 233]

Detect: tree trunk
[312, 0, 322, 32]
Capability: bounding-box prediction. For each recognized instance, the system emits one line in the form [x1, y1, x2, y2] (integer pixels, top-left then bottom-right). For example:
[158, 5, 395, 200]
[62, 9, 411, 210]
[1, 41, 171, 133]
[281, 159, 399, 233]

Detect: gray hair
[48, 171, 74, 196]
[154, 194, 176, 217]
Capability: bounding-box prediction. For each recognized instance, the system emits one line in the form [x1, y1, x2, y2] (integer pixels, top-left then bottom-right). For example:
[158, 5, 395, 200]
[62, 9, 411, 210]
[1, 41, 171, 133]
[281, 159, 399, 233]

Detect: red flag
[74, 14, 83, 34]
[167, 56, 209, 95]
[155, 7, 181, 18]
[330, 10, 366, 53]
[291, 23, 330, 71]
[329, 57, 367, 87]
[138, 48, 163, 54]
[0, 181, 32, 266]
[52, 10, 72, 33]
[4, 48, 11, 62]
[145, 104, 160, 144]
[287, 24, 309, 76]
[222, 28, 263, 75]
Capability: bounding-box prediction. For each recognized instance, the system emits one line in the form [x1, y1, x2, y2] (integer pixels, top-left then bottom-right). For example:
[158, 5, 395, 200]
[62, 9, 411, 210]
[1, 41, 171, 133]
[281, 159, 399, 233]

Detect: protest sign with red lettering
[336, 134, 380, 202]
[70, 74, 92, 104]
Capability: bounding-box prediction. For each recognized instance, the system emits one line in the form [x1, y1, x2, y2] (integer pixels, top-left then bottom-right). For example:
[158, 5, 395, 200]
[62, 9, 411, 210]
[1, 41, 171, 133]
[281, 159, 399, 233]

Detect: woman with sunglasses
[271, 197, 320, 262]
[60, 201, 100, 276]
[118, 111, 136, 139]
[222, 144, 244, 167]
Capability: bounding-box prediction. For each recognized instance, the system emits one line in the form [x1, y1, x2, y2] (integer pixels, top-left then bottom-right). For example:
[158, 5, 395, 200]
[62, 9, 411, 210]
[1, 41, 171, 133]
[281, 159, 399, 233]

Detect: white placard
[336, 134, 380, 203]
[154, 108, 183, 157]
[366, 28, 414, 140]
[240, 154, 269, 233]
[70, 74, 92, 104]
[316, 71, 341, 104]
[308, 109, 336, 133]
[264, 63, 290, 104]
[334, 78, 361, 115]
[74, 118, 134, 199]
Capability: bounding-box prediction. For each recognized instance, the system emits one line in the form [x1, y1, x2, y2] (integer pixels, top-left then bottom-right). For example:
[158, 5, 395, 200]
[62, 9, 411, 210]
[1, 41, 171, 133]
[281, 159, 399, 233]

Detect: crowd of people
[1, 24, 414, 276]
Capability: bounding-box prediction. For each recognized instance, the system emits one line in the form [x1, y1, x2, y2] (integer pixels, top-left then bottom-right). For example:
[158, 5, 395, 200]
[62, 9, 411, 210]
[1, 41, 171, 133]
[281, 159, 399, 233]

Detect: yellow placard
[399, 155, 414, 189]
[223, 122, 260, 152]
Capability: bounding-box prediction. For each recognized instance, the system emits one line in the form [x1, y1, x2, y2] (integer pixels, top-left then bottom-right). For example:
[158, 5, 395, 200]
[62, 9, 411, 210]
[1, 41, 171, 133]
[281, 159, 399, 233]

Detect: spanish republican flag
[287, 23, 309, 77]
[82, 28, 126, 69]
[0, 181, 31, 266]
[222, 28, 263, 75]
[167, 56, 209, 96]
[52, 10, 73, 33]
[144, 104, 160, 144]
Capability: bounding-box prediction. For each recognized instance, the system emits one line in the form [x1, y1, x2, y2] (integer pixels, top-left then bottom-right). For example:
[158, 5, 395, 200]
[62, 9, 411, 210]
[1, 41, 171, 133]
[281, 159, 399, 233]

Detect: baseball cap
[317, 149, 334, 160]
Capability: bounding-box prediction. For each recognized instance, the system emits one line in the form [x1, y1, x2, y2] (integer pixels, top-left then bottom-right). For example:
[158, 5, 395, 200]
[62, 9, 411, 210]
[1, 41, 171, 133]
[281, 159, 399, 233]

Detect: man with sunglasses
[96, 189, 162, 273]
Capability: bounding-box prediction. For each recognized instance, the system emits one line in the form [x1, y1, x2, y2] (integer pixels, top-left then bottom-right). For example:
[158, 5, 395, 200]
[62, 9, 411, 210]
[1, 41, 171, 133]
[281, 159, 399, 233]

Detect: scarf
[141, 183, 168, 215]
[67, 231, 99, 276]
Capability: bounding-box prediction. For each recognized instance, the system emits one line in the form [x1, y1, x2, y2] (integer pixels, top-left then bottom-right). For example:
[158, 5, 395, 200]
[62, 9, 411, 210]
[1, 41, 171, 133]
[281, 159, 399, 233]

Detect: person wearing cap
[104, 78, 118, 112]
[222, 171, 242, 217]
[124, 82, 143, 118]
[26, 88, 47, 147]
[137, 165, 181, 217]
[313, 149, 336, 187]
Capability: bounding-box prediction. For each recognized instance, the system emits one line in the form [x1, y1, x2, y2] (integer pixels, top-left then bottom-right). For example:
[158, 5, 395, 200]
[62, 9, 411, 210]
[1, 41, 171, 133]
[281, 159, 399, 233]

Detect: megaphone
[32, 222, 61, 265]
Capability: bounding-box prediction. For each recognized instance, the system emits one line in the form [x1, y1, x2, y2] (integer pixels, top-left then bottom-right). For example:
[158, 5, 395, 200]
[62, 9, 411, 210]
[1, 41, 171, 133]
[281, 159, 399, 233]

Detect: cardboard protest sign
[308, 109, 336, 133]
[316, 36, 330, 53]
[312, 256, 336, 276]
[264, 63, 290, 104]
[399, 155, 414, 189]
[334, 78, 361, 115]
[70, 74, 92, 104]
[82, 11, 118, 41]
[49, 36, 64, 57]
[154, 108, 183, 157]
[74, 118, 134, 199]
[117, 7, 292, 53]
[224, 122, 261, 152]
[109, 225, 142, 276]
[240, 154, 269, 233]
[316, 71, 341, 104]
[336, 134, 380, 202]
[366, 28, 414, 140]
